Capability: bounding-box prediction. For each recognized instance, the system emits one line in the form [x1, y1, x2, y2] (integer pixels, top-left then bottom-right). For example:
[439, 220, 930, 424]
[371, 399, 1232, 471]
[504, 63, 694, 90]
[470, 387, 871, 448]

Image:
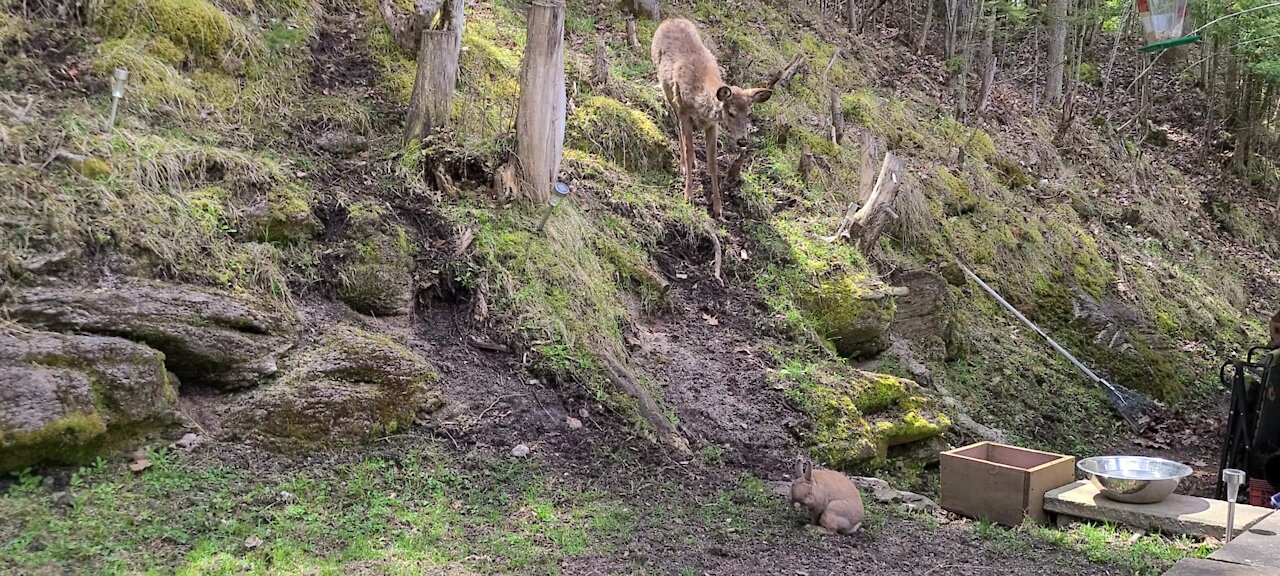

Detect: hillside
[1, 0, 1277, 573]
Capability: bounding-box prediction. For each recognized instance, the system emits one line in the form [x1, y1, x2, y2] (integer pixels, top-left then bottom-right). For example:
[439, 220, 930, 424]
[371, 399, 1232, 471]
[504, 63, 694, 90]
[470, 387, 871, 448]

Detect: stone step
[1044, 481, 1274, 539]
[1163, 559, 1280, 576]
[1209, 511, 1280, 569]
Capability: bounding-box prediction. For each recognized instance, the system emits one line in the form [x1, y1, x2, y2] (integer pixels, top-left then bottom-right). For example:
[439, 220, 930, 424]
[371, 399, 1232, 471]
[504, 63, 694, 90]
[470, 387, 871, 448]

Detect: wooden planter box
[940, 441, 1076, 527]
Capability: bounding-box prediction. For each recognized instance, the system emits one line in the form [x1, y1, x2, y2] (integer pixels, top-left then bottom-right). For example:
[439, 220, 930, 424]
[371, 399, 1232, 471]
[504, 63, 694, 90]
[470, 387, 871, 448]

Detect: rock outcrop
[223, 324, 441, 452]
[0, 328, 178, 472]
[5, 279, 297, 390]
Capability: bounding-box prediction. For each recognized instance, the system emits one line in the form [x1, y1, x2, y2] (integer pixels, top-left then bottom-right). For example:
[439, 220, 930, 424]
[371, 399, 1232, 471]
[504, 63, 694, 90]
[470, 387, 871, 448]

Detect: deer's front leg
[679, 120, 696, 202]
[705, 125, 721, 219]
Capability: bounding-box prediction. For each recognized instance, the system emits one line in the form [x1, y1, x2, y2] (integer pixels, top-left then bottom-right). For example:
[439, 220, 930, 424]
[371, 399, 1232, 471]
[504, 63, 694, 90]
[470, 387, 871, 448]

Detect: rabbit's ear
[794, 459, 805, 479]
[803, 461, 813, 482]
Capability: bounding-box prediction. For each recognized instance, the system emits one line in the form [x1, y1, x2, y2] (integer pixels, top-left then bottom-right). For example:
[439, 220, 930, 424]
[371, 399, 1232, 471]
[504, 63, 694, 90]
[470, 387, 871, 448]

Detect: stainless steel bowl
[1077, 456, 1193, 504]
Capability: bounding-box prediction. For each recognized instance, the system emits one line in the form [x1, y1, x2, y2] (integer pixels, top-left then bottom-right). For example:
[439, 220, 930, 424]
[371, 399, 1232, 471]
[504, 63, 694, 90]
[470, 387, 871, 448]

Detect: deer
[652, 18, 773, 220]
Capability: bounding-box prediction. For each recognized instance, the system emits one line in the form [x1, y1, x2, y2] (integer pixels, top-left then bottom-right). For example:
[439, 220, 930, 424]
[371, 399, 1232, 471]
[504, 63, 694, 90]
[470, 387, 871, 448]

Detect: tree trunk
[513, 0, 567, 204]
[917, 0, 935, 54]
[1044, 0, 1068, 109]
[403, 0, 464, 143]
[626, 17, 639, 48]
[848, 0, 858, 31]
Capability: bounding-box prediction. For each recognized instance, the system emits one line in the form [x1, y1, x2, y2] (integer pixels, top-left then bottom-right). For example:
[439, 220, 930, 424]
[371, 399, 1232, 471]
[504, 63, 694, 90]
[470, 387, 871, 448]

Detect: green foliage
[566, 96, 670, 173]
[97, 0, 251, 62]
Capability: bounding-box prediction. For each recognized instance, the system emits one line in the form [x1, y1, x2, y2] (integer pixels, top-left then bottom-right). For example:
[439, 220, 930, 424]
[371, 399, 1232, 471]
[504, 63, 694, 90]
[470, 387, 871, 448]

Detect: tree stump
[512, 0, 567, 204]
[403, 0, 463, 143]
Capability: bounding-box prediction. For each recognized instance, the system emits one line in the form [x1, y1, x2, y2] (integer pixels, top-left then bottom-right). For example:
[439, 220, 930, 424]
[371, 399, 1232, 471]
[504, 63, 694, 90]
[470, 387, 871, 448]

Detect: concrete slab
[1044, 481, 1274, 539]
[1163, 559, 1280, 576]
[1209, 512, 1280, 569]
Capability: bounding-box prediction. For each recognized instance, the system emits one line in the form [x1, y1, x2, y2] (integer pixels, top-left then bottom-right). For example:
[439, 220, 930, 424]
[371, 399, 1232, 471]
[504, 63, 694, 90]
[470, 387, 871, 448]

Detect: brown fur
[789, 460, 865, 535]
[651, 18, 772, 219]
[1270, 310, 1280, 346]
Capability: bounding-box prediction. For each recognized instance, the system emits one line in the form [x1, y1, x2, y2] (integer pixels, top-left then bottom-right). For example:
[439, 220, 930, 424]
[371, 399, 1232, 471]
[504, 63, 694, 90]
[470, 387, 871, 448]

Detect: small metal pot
[1077, 456, 1193, 504]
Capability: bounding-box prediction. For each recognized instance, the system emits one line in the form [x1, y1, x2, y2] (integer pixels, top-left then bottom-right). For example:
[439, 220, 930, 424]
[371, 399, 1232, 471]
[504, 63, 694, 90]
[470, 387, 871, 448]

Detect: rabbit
[789, 459, 865, 535]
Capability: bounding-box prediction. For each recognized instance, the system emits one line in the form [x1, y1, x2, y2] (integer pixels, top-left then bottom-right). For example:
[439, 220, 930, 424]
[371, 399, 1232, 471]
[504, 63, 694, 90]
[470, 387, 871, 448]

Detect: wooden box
[940, 441, 1076, 526]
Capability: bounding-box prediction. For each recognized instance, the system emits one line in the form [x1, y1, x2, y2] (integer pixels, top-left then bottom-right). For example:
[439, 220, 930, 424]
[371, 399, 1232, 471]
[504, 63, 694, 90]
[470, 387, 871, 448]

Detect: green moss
[98, 0, 243, 61]
[1, 412, 108, 473]
[991, 156, 1035, 189]
[187, 186, 232, 235]
[93, 38, 200, 112]
[855, 373, 909, 414]
[871, 408, 951, 460]
[251, 184, 318, 244]
[841, 91, 879, 126]
[936, 167, 977, 215]
[799, 276, 894, 359]
[776, 359, 948, 469]
[939, 117, 996, 161]
[566, 96, 670, 173]
[1078, 62, 1101, 86]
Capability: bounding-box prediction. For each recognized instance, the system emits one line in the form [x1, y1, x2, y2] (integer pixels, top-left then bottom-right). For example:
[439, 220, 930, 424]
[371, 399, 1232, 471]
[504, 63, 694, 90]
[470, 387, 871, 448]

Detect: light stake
[537, 181, 571, 232]
[107, 68, 129, 132]
[1223, 468, 1246, 542]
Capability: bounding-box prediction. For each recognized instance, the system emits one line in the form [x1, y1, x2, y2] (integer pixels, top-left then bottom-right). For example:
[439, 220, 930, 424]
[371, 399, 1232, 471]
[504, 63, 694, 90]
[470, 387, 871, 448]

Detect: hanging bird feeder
[1137, 0, 1200, 52]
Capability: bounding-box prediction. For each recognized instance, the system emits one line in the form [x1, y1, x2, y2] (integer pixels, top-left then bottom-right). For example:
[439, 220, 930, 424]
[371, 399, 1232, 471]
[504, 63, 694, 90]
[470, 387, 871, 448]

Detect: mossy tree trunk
[512, 0, 567, 205]
[403, 0, 464, 143]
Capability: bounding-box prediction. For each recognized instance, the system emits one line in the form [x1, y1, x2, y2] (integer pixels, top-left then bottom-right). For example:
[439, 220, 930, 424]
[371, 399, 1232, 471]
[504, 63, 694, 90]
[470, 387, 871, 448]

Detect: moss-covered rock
[242, 184, 319, 244]
[777, 360, 949, 469]
[222, 324, 442, 452]
[6, 278, 297, 389]
[566, 96, 670, 173]
[98, 0, 240, 61]
[335, 218, 414, 317]
[0, 329, 179, 472]
[798, 276, 895, 360]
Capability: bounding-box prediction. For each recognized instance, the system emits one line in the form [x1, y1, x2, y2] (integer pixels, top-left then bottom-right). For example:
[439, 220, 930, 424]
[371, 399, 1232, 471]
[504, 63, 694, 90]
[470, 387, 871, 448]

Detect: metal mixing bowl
[1077, 456, 1193, 504]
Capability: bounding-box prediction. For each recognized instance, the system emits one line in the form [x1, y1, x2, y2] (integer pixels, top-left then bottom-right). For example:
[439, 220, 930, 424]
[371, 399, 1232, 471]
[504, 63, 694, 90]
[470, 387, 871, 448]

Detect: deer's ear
[716, 86, 732, 102]
[750, 88, 773, 103]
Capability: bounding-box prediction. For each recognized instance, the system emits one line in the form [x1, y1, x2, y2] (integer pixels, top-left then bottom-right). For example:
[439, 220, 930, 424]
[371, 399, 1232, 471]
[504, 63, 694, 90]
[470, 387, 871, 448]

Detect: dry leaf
[702, 314, 719, 326]
[244, 536, 263, 549]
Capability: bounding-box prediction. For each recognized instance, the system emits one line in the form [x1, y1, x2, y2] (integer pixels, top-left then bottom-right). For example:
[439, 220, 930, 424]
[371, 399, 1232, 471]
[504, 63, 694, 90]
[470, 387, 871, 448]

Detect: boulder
[5, 278, 296, 390]
[0, 329, 178, 472]
[223, 325, 441, 452]
[799, 276, 895, 360]
[337, 228, 416, 317]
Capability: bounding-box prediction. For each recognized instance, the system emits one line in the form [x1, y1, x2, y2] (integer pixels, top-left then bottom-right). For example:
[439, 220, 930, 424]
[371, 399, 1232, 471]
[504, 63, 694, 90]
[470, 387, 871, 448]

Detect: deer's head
[715, 86, 773, 149]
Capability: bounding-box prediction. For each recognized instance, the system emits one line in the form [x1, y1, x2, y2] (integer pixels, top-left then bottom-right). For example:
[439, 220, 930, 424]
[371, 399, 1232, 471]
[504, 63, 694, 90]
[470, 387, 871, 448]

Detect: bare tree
[1044, 0, 1068, 108]
[511, 0, 567, 204]
[403, 0, 465, 143]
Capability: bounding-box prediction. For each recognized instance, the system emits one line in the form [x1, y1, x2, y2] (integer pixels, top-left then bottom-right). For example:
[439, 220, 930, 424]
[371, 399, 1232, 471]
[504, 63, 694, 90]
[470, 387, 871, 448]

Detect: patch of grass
[1022, 520, 1214, 576]
[0, 447, 635, 574]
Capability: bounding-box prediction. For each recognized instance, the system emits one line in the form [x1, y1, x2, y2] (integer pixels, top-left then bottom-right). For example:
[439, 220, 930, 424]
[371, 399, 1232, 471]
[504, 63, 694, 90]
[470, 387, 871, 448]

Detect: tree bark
[917, 0, 935, 55]
[848, 0, 858, 32]
[403, 0, 464, 143]
[513, 0, 567, 204]
[1044, 0, 1068, 109]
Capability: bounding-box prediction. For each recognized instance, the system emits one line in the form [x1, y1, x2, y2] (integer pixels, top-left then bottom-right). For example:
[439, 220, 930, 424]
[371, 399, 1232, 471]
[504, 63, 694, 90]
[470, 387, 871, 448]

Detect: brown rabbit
[789, 460, 865, 535]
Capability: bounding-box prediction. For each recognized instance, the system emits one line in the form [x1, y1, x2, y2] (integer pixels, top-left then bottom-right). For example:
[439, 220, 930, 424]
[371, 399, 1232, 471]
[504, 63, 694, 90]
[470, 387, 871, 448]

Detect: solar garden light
[107, 68, 129, 132]
[1223, 468, 1246, 542]
[536, 181, 571, 233]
